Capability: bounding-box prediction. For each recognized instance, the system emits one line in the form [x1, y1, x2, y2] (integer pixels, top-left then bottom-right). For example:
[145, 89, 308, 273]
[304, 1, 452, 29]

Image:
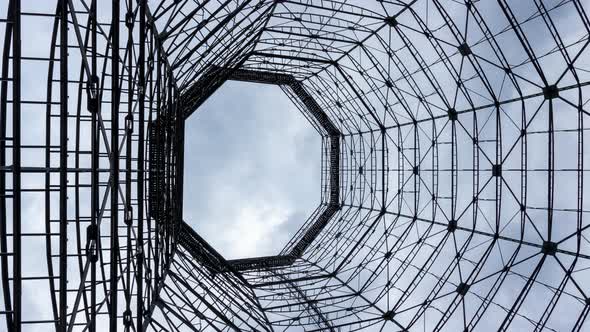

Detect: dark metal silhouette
[0, 0, 589, 331]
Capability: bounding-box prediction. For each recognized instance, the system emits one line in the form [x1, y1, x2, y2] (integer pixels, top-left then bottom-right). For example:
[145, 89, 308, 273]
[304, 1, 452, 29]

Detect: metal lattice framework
[1, 0, 590, 331]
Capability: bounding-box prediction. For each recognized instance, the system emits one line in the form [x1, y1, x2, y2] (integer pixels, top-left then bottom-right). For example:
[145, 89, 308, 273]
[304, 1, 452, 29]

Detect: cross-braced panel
[1, 0, 590, 331]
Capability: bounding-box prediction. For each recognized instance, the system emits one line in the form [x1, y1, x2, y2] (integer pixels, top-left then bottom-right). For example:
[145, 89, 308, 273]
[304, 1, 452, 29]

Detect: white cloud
[182, 80, 321, 259]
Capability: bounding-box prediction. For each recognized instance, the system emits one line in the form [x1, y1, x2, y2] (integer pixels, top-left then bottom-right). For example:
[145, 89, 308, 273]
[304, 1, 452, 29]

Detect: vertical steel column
[11, 0, 21, 330]
[89, 0, 98, 330]
[124, 2, 134, 329]
[176, 109, 184, 228]
[0, 2, 14, 330]
[165, 75, 172, 267]
[145, 27, 154, 314]
[154, 50, 161, 293]
[59, 0, 69, 330]
[110, 0, 120, 330]
[137, 0, 146, 328]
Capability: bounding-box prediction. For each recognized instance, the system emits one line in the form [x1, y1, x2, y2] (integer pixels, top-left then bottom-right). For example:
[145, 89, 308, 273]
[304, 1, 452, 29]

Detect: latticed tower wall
[0, 1, 590, 331]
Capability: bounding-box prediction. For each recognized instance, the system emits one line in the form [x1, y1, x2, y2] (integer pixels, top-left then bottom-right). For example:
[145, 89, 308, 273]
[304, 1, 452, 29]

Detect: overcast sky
[4, 1, 590, 330]
[182, 80, 321, 259]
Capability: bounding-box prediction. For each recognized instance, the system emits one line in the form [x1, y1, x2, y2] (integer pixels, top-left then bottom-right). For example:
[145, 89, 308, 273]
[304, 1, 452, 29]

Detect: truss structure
[1, 0, 590, 331]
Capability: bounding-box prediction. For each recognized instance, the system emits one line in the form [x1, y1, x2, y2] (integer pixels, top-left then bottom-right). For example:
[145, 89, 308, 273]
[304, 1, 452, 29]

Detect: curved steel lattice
[0, 0, 590, 331]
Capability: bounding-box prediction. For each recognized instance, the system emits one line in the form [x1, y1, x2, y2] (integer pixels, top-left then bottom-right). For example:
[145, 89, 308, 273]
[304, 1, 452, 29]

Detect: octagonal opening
[182, 80, 322, 260]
